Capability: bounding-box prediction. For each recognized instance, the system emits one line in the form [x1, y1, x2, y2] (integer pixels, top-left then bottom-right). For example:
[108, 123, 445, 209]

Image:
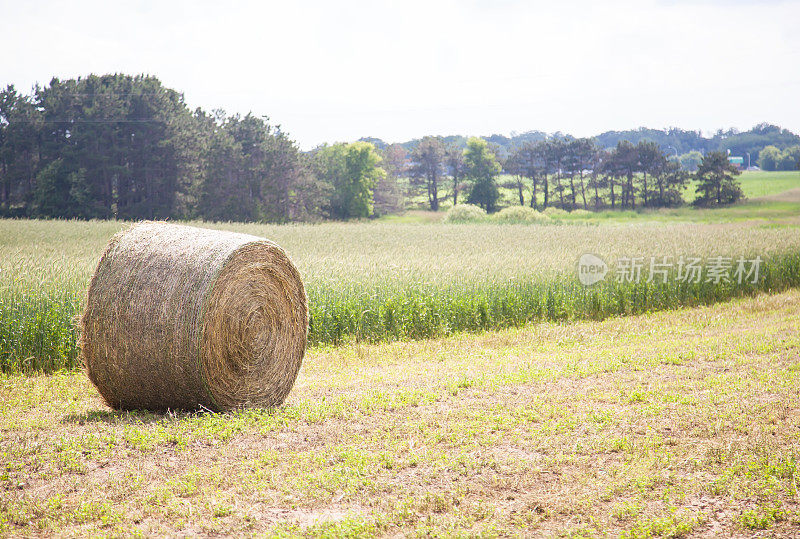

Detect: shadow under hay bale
[80, 221, 308, 412]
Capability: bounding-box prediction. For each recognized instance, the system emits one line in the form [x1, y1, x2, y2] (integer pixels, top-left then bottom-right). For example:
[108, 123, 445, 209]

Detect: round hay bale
[80, 221, 308, 412]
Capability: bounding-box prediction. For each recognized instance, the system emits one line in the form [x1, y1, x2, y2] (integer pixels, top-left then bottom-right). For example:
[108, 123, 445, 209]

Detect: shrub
[543, 207, 569, 218]
[444, 204, 487, 223]
[493, 206, 551, 223]
[569, 209, 591, 217]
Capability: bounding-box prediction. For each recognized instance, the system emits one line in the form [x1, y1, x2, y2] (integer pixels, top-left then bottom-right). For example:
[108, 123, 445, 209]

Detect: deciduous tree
[464, 137, 501, 213]
[445, 144, 466, 206]
[314, 141, 384, 219]
[758, 145, 781, 171]
[410, 136, 446, 211]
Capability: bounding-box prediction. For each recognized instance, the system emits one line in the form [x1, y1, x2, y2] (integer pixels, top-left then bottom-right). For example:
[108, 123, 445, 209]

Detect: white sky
[3, 0, 799, 149]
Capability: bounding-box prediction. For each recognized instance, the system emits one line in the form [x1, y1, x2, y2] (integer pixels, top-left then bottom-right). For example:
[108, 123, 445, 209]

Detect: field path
[752, 187, 800, 203]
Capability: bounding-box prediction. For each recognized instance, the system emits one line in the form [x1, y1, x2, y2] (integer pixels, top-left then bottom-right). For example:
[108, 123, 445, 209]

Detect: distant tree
[371, 143, 407, 215]
[194, 111, 312, 222]
[410, 136, 446, 211]
[713, 123, 800, 165]
[464, 137, 501, 212]
[547, 139, 569, 208]
[372, 173, 403, 216]
[590, 123, 800, 166]
[758, 145, 781, 171]
[534, 141, 554, 209]
[562, 141, 578, 209]
[32, 159, 92, 218]
[778, 146, 800, 171]
[445, 144, 466, 205]
[484, 134, 511, 160]
[314, 141, 384, 219]
[357, 136, 388, 150]
[694, 151, 743, 206]
[598, 150, 622, 210]
[568, 138, 596, 210]
[523, 143, 543, 210]
[288, 163, 332, 221]
[382, 144, 409, 179]
[678, 151, 703, 172]
[31, 160, 68, 217]
[198, 123, 257, 222]
[636, 140, 667, 207]
[506, 145, 533, 206]
[594, 127, 707, 155]
[261, 127, 308, 222]
[371, 145, 405, 216]
[651, 160, 689, 207]
[224, 114, 275, 220]
[610, 140, 639, 210]
[586, 149, 609, 210]
[34, 74, 199, 220]
[0, 85, 42, 215]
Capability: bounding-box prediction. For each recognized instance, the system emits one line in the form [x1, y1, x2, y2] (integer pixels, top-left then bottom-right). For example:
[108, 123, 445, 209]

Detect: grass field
[2, 290, 799, 536]
[738, 170, 800, 198]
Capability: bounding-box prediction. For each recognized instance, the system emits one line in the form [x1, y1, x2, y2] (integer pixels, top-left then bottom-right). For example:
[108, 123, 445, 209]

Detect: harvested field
[2, 290, 799, 536]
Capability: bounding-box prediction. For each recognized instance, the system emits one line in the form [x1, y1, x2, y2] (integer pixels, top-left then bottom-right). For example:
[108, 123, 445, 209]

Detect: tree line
[0, 74, 341, 222]
[365, 124, 800, 167]
[0, 74, 781, 222]
[405, 136, 743, 213]
[757, 145, 800, 171]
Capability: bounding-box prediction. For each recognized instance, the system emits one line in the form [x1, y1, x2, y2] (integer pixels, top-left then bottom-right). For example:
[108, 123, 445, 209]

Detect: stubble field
[2, 290, 799, 536]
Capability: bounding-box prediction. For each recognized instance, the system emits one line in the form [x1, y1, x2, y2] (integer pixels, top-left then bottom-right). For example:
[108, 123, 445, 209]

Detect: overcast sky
[3, 0, 799, 149]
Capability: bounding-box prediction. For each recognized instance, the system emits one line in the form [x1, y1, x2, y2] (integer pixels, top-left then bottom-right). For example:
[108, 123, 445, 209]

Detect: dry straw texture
[80, 222, 308, 412]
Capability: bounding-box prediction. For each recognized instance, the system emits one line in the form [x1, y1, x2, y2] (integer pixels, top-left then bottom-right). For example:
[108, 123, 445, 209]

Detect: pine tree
[694, 151, 744, 206]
